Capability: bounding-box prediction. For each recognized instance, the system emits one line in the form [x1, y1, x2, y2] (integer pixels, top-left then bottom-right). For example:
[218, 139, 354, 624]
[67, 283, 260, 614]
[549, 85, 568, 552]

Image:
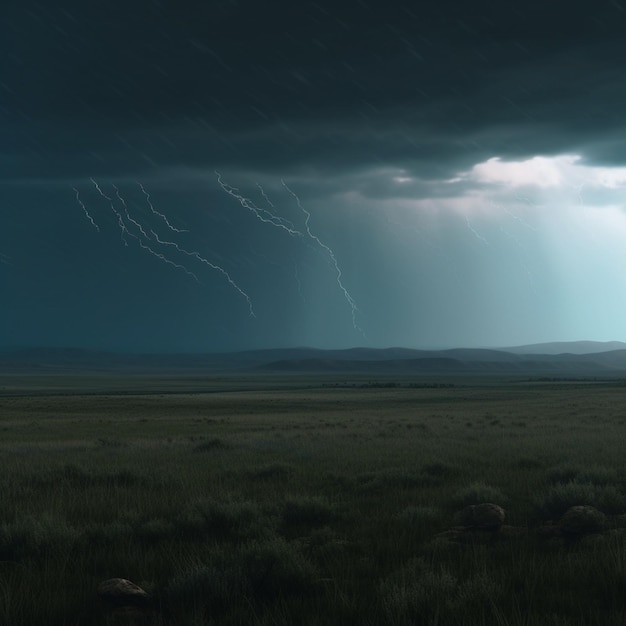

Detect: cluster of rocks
[436, 502, 615, 544]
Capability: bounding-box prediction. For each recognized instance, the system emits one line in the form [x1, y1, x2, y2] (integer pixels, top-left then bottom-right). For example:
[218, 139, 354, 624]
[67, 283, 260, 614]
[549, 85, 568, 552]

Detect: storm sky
[3, 0, 626, 352]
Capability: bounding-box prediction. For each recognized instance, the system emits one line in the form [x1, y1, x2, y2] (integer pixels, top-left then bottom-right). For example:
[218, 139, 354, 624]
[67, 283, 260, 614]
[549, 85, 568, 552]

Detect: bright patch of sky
[332, 153, 626, 346]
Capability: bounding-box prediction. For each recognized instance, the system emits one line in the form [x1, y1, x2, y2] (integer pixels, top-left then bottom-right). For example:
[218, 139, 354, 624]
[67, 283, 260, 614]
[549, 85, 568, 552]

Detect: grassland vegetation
[1, 377, 626, 624]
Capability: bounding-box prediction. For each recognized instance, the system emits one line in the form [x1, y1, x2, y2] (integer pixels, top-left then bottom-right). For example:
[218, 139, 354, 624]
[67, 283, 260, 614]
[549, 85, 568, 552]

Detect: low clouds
[5, 1, 626, 185]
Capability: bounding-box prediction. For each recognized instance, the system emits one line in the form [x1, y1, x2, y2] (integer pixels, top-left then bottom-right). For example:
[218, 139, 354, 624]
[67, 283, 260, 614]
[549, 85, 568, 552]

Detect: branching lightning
[149, 229, 255, 317]
[73, 187, 100, 231]
[281, 179, 363, 337]
[216, 171, 302, 236]
[89, 179, 200, 283]
[256, 183, 299, 232]
[113, 184, 149, 239]
[215, 173, 362, 334]
[138, 183, 188, 233]
[90, 178, 129, 246]
[81, 179, 255, 313]
[135, 236, 201, 283]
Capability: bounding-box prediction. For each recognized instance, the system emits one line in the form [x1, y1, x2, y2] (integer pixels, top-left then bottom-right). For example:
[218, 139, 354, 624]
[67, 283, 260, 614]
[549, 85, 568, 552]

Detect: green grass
[1, 377, 626, 624]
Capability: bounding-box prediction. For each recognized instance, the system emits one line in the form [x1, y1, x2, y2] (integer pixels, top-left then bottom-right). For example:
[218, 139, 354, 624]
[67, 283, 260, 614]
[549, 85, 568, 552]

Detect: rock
[559, 506, 607, 536]
[454, 503, 505, 530]
[98, 578, 150, 608]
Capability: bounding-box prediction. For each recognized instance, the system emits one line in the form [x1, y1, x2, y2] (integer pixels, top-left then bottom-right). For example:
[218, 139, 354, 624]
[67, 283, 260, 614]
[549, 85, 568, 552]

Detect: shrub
[379, 558, 502, 625]
[173, 508, 206, 540]
[243, 537, 318, 600]
[280, 497, 336, 531]
[166, 538, 318, 611]
[0, 515, 79, 561]
[82, 521, 133, 547]
[193, 498, 276, 541]
[298, 526, 345, 557]
[517, 457, 543, 469]
[96, 437, 126, 448]
[546, 465, 617, 486]
[135, 517, 177, 544]
[355, 469, 421, 492]
[379, 558, 456, 624]
[535, 481, 626, 519]
[108, 469, 145, 487]
[192, 438, 231, 452]
[420, 462, 456, 480]
[165, 560, 246, 615]
[56, 463, 94, 487]
[394, 505, 443, 527]
[249, 463, 294, 481]
[451, 482, 507, 508]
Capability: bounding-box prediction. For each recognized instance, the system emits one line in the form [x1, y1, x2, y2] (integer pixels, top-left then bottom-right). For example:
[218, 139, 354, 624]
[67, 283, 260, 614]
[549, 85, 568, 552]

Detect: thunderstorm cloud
[2, 0, 626, 351]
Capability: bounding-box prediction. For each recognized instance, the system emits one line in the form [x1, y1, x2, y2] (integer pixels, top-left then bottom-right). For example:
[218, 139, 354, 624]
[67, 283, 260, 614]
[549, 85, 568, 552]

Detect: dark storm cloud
[5, 0, 626, 353]
[4, 0, 626, 186]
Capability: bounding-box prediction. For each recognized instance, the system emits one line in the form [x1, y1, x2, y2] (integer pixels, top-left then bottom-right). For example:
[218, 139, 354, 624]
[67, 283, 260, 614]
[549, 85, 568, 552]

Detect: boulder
[559, 505, 606, 536]
[454, 503, 505, 530]
[98, 578, 150, 607]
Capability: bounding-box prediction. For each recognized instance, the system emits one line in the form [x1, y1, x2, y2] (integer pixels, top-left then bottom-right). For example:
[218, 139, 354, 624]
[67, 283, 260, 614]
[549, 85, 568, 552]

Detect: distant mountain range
[503, 340, 626, 355]
[2, 341, 626, 377]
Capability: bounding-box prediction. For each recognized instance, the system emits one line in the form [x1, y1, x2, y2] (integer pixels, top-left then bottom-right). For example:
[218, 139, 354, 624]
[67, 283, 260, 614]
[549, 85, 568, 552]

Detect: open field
[1, 374, 626, 624]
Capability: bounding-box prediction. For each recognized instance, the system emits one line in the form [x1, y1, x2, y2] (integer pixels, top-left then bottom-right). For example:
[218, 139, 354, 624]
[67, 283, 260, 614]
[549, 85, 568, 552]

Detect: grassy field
[1, 374, 626, 624]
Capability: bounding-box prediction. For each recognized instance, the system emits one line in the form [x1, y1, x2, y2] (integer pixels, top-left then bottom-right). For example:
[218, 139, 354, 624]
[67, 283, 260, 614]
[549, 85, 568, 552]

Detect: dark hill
[2, 345, 626, 377]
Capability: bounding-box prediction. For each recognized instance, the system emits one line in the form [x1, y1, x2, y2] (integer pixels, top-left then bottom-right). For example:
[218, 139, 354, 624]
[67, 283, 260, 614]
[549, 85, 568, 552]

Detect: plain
[1, 374, 626, 625]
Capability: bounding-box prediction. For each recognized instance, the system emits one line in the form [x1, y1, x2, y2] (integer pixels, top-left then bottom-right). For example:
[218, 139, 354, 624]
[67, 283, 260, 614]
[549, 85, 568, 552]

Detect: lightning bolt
[149, 229, 255, 317]
[138, 183, 188, 233]
[76, 179, 259, 315]
[136, 237, 201, 283]
[112, 184, 150, 240]
[256, 183, 299, 232]
[216, 171, 302, 236]
[464, 215, 489, 246]
[89, 179, 200, 283]
[281, 180, 364, 337]
[73, 187, 100, 231]
[90, 178, 129, 246]
[502, 206, 538, 232]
